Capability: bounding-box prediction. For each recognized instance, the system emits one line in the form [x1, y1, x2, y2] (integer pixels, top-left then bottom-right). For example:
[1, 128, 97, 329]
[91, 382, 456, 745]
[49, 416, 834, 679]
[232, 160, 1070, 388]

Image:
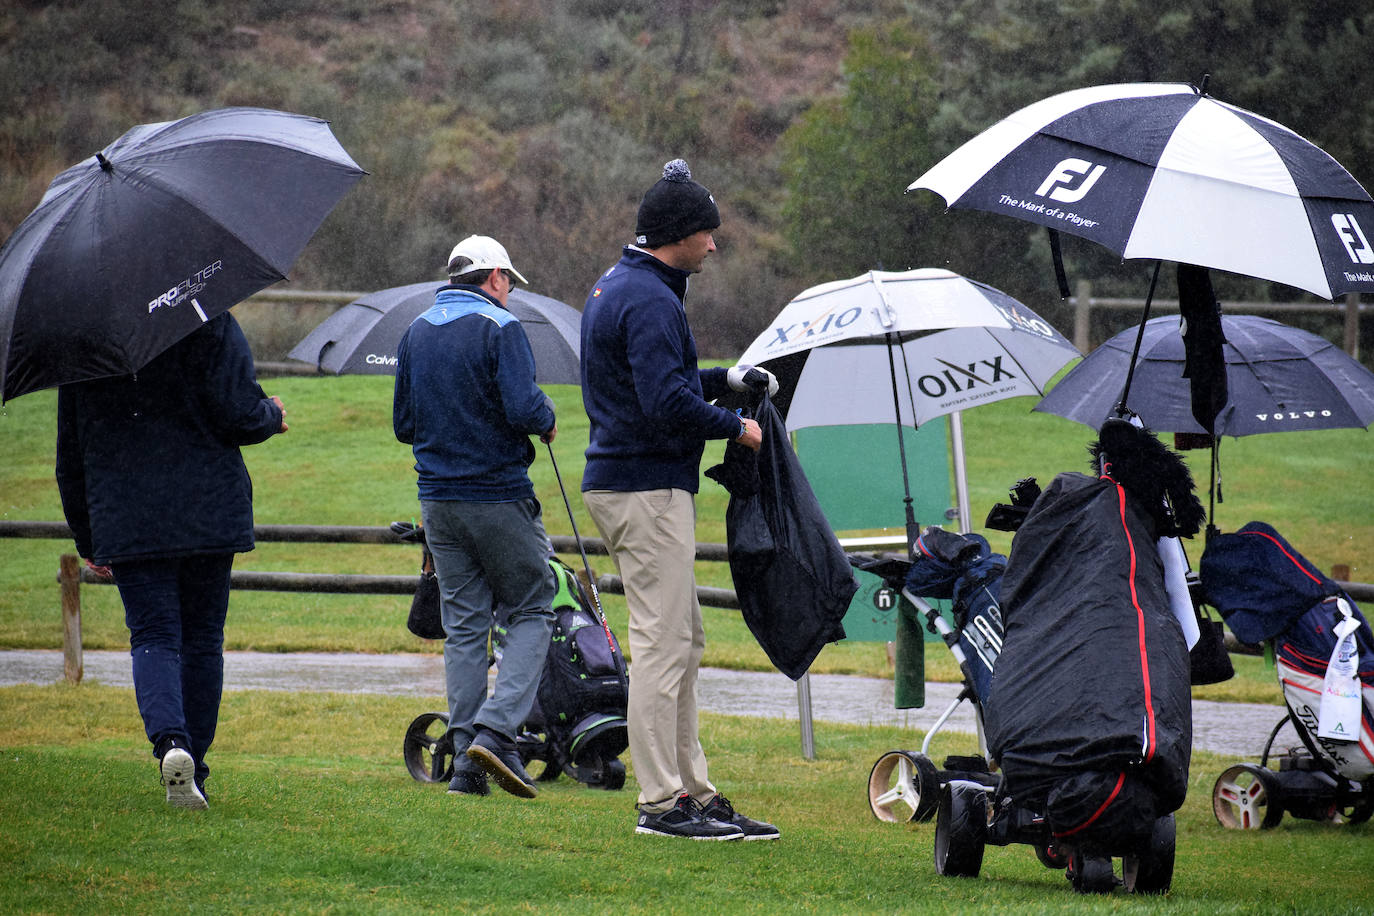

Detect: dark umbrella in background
[0, 107, 366, 401]
[1035, 313, 1374, 525]
[287, 282, 581, 384]
[908, 79, 1374, 428]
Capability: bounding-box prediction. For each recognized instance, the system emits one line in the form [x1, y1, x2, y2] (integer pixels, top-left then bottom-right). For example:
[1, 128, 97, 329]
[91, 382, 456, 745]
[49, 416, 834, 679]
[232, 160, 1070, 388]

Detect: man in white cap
[393, 235, 557, 799]
[580, 161, 780, 840]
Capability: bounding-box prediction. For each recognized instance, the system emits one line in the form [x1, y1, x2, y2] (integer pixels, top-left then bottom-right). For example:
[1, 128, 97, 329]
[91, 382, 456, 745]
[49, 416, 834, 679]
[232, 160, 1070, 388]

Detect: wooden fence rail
[0, 520, 735, 685]
[1068, 281, 1365, 356]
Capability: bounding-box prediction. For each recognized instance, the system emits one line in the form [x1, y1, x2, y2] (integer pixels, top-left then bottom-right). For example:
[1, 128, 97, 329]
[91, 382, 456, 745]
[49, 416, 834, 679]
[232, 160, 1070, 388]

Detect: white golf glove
[726, 364, 779, 397]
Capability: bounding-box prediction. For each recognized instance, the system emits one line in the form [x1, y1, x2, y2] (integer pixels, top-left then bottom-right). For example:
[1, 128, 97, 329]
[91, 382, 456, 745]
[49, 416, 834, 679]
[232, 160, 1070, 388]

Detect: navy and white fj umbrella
[909, 81, 1374, 300]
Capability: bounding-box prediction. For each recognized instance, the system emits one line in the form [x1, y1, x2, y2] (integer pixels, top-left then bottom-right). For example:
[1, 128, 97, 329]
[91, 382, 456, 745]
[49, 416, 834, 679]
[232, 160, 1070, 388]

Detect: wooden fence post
[58, 554, 83, 684]
[1073, 279, 1093, 354]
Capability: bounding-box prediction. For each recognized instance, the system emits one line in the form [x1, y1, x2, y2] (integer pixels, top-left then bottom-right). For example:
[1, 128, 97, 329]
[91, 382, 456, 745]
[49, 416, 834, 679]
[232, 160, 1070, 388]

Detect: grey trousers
[420, 498, 555, 749]
[583, 488, 715, 812]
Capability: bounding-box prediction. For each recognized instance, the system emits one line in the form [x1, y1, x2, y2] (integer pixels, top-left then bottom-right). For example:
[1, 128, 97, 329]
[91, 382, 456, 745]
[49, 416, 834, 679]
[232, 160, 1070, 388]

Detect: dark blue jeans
[111, 553, 233, 786]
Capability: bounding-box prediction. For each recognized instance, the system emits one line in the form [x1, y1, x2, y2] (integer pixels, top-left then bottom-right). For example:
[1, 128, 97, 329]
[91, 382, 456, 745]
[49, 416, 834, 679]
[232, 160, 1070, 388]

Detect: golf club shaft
[545, 441, 607, 620]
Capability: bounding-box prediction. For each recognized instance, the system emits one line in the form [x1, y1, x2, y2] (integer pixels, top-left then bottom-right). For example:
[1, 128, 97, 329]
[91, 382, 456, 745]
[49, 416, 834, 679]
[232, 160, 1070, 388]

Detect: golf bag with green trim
[517, 557, 629, 788]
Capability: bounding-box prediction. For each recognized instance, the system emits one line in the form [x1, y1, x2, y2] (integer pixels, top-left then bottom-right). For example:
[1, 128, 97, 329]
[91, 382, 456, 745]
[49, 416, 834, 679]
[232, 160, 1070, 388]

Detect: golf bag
[518, 557, 630, 788]
[920, 422, 1202, 894]
[395, 520, 629, 790]
[1201, 522, 1374, 826]
[986, 420, 1200, 853]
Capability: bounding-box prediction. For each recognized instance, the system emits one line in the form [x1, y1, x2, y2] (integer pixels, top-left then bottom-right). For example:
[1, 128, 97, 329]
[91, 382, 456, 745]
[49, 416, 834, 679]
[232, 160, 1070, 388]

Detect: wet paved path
[0, 649, 1285, 758]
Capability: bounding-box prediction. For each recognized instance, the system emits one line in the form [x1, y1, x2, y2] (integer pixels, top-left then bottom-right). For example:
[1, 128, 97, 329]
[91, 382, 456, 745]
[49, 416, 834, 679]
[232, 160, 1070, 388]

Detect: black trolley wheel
[1068, 850, 1117, 894]
[1328, 784, 1374, 825]
[933, 780, 987, 878]
[1034, 842, 1070, 870]
[1123, 812, 1175, 895]
[403, 711, 453, 783]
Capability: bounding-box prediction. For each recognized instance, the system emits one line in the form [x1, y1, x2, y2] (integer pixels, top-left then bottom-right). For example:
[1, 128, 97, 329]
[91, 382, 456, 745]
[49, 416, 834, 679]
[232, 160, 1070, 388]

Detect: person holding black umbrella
[392, 235, 558, 800]
[580, 159, 778, 840]
[55, 312, 287, 810]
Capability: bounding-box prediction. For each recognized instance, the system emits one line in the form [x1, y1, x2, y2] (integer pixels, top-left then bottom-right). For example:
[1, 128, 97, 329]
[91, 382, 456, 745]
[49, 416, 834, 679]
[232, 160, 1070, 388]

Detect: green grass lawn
[4, 370, 1373, 912]
[2, 683, 1371, 915]
[3, 369, 1371, 704]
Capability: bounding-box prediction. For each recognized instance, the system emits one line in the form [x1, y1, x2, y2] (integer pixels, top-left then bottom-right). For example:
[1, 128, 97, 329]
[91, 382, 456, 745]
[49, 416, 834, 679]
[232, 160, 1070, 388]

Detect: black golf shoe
[635, 793, 745, 840]
[700, 793, 780, 840]
[466, 729, 537, 799]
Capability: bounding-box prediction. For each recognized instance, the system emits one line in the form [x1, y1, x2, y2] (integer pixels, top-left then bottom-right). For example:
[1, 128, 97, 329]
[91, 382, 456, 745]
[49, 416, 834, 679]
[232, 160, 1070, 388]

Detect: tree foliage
[779, 23, 942, 283]
[1, 0, 1371, 358]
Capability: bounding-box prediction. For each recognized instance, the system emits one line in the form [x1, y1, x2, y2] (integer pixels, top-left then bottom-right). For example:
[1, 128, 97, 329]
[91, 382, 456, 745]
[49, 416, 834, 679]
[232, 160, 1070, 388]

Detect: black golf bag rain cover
[705, 394, 856, 680]
[985, 420, 1201, 850]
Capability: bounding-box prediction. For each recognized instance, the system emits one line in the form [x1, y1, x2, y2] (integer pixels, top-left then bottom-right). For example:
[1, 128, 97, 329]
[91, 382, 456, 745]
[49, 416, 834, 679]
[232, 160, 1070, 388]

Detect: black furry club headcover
[1090, 419, 1205, 539]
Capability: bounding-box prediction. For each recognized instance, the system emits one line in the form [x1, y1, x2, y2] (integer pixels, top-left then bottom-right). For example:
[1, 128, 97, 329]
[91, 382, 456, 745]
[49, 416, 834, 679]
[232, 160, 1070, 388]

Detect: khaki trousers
[583, 488, 715, 811]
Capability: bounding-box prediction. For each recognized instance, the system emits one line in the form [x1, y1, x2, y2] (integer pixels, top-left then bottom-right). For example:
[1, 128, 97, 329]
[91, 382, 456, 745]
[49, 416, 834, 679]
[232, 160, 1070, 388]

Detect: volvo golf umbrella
[1036, 314, 1374, 437]
[735, 267, 1079, 541]
[0, 107, 365, 401]
[908, 80, 1374, 300]
[1036, 314, 1374, 528]
[288, 282, 581, 384]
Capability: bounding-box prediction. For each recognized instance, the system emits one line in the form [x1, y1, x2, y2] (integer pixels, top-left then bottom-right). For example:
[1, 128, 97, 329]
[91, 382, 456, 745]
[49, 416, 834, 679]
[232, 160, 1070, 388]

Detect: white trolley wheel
[867, 750, 941, 823]
[1212, 763, 1284, 829]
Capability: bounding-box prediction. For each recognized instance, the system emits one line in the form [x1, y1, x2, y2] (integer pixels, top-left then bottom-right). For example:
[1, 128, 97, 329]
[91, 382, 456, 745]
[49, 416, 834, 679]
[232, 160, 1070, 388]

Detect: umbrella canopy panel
[737, 268, 1079, 430]
[0, 107, 365, 400]
[287, 282, 582, 385]
[910, 82, 1374, 300]
[769, 324, 1079, 431]
[1035, 314, 1374, 436]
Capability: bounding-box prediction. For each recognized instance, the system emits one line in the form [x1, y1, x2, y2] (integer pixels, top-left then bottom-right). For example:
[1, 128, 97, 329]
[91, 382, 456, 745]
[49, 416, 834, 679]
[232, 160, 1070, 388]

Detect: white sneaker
[161, 747, 208, 810]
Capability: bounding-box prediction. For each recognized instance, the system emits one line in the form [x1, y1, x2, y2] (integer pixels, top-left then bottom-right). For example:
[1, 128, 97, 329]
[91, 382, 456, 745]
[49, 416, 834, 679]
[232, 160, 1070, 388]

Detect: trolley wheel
[1328, 787, 1374, 825]
[596, 758, 627, 791]
[1212, 763, 1284, 829]
[1123, 813, 1175, 894]
[1068, 851, 1117, 894]
[933, 780, 986, 878]
[403, 711, 453, 783]
[868, 750, 941, 823]
[1034, 842, 1070, 870]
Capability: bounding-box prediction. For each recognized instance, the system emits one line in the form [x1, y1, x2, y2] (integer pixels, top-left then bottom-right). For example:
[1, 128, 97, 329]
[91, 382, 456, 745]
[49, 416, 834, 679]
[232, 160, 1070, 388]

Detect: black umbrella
[1036, 315, 1374, 437]
[1036, 314, 1374, 526]
[0, 107, 365, 401]
[909, 80, 1374, 301]
[287, 282, 581, 384]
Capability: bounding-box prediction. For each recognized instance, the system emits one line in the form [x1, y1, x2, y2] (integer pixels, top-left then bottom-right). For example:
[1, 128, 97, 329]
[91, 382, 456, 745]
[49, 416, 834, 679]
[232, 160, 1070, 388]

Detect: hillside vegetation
[3, 0, 1372, 358]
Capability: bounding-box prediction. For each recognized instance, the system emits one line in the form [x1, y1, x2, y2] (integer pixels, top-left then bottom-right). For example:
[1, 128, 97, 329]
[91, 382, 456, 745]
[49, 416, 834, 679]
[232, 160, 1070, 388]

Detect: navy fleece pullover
[580, 247, 740, 493]
[393, 285, 555, 501]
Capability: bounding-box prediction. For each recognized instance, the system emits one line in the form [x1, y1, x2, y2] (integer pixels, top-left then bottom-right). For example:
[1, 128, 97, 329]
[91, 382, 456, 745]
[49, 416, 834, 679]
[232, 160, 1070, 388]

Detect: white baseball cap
[445, 235, 528, 284]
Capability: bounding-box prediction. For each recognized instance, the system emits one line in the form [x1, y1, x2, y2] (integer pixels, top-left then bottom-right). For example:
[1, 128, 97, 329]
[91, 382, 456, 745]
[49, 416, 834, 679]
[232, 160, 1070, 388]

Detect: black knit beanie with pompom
[634, 159, 720, 248]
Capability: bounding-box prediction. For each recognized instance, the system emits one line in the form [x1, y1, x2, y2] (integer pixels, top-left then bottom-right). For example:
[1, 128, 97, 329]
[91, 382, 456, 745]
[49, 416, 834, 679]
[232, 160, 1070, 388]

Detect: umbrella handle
[1115, 260, 1162, 416]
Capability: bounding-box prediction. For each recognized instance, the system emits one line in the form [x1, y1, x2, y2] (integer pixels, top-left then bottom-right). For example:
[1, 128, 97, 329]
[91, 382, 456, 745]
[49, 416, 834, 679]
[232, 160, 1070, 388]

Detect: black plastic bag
[407, 548, 444, 640]
[1189, 605, 1234, 685]
[706, 394, 855, 679]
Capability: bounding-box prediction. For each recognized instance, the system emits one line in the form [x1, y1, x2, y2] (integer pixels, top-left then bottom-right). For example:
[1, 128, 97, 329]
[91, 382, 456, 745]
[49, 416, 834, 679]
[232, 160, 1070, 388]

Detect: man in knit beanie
[579, 160, 779, 841]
